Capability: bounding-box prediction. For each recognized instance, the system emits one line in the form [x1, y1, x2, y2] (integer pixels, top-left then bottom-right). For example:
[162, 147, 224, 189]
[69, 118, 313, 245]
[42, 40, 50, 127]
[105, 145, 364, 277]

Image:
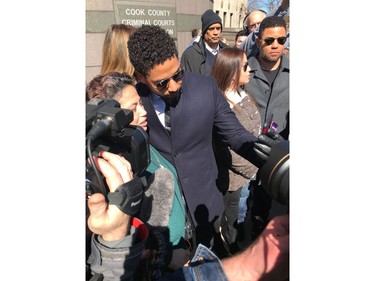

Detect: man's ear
[135, 71, 146, 84]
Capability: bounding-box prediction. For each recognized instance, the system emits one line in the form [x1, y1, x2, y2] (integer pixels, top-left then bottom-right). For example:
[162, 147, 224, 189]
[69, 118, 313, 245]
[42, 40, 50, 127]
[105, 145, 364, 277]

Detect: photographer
[87, 151, 148, 279]
[86, 73, 190, 279]
[86, 151, 289, 281]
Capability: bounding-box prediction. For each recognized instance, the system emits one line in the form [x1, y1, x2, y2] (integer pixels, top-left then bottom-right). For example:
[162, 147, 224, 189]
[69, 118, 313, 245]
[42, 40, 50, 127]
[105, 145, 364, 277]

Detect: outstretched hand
[251, 215, 289, 281]
[87, 151, 133, 241]
[222, 215, 289, 281]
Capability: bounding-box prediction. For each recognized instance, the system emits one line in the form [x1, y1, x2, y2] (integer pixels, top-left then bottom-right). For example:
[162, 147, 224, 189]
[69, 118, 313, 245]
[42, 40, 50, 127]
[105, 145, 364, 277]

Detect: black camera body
[86, 98, 150, 196]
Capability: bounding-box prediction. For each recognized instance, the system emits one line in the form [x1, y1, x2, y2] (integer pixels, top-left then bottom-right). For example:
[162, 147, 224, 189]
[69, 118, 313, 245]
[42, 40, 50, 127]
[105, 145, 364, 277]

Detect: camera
[86, 98, 150, 196]
[257, 114, 289, 206]
[258, 140, 289, 206]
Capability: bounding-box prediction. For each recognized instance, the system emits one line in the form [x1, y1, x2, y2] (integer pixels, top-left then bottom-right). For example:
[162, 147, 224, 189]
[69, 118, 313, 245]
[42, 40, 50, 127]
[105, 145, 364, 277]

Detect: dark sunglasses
[155, 67, 185, 91]
[243, 63, 249, 72]
[263, 36, 287, 46]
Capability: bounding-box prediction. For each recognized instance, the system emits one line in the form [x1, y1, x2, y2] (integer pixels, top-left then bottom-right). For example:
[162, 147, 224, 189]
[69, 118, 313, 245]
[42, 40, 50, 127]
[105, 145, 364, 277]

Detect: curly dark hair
[258, 16, 286, 39]
[128, 25, 178, 77]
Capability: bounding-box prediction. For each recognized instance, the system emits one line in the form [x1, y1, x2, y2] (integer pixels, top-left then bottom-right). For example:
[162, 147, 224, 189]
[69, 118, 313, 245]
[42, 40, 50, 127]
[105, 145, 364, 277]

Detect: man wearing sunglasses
[240, 0, 289, 59]
[244, 15, 290, 241]
[127, 25, 281, 256]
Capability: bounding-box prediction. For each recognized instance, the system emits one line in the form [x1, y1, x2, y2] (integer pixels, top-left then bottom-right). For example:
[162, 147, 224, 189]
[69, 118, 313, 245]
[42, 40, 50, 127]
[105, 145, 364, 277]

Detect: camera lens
[259, 140, 289, 206]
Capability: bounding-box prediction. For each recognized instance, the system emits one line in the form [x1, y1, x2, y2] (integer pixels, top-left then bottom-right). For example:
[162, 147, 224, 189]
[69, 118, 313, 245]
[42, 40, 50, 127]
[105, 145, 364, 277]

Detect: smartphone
[262, 114, 278, 134]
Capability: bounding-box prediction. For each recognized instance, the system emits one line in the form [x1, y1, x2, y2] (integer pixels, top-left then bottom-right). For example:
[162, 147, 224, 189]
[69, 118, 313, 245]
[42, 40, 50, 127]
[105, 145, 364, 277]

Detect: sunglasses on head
[263, 36, 287, 46]
[155, 67, 185, 91]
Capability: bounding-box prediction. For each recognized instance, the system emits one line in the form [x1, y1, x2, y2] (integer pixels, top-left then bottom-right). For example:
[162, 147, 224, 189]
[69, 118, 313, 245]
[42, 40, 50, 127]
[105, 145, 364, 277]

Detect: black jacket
[180, 38, 228, 75]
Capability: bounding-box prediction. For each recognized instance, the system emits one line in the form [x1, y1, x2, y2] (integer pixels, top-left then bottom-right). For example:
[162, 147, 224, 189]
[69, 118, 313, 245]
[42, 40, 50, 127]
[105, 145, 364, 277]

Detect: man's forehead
[249, 11, 265, 23]
[262, 26, 287, 35]
[208, 23, 221, 29]
[148, 56, 179, 80]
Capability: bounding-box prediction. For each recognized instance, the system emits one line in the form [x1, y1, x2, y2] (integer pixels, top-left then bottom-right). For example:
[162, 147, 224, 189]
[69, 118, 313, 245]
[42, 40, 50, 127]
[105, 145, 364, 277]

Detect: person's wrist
[102, 231, 127, 241]
[222, 240, 265, 281]
[101, 217, 131, 241]
[242, 246, 264, 280]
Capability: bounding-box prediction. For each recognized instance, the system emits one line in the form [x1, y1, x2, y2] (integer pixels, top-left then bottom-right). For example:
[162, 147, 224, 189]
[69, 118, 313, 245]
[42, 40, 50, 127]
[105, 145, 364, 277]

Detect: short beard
[260, 52, 281, 63]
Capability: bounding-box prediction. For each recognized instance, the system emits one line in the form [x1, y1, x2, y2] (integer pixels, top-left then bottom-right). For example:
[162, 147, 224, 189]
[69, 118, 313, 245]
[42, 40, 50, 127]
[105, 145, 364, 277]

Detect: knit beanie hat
[201, 10, 222, 35]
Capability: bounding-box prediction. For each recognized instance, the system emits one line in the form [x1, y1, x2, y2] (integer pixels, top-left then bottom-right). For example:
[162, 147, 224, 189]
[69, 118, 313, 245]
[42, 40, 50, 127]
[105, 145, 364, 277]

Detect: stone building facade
[213, 0, 247, 30]
[86, 0, 247, 82]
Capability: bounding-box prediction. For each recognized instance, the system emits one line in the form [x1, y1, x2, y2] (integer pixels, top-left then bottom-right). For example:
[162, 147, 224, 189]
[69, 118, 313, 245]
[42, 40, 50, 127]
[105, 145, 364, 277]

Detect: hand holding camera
[86, 99, 150, 240]
[87, 151, 133, 241]
[86, 98, 150, 197]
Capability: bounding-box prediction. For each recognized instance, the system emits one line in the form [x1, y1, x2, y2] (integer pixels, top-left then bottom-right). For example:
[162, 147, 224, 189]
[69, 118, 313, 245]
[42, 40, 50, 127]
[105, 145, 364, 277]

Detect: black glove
[254, 131, 284, 164]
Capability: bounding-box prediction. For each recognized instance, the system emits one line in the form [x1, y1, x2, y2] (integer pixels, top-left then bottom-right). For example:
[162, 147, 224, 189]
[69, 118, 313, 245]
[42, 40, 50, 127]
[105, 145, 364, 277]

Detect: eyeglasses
[155, 67, 185, 91]
[243, 63, 249, 72]
[263, 36, 287, 46]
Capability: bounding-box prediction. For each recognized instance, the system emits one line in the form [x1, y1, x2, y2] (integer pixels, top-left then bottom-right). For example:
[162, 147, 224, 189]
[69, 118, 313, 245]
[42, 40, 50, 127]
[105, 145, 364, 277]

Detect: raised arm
[87, 151, 133, 240]
[87, 151, 148, 281]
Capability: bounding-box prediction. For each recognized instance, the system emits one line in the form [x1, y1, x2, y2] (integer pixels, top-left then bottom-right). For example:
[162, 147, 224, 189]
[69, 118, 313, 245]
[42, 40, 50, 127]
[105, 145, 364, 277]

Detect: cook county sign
[115, 2, 176, 36]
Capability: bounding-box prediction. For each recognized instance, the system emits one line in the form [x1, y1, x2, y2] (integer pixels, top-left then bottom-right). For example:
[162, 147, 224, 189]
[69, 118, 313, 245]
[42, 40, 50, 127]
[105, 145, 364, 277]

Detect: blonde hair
[100, 24, 136, 76]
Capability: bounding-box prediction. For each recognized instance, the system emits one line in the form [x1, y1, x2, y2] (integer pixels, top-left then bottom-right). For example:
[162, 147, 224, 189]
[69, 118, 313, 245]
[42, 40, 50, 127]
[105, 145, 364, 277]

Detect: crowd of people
[86, 1, 290, 280]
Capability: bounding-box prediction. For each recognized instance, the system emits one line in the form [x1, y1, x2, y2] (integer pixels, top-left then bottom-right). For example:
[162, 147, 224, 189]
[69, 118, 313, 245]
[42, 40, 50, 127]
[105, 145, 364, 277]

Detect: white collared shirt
[150, 92, 168, 127]
[204, 42, 220, 55]
[225, 88, 247, 108]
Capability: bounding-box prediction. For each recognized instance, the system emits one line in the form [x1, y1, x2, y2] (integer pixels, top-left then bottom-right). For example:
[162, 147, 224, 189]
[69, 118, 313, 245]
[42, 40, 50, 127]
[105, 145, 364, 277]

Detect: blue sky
[247, 0, 279, 13]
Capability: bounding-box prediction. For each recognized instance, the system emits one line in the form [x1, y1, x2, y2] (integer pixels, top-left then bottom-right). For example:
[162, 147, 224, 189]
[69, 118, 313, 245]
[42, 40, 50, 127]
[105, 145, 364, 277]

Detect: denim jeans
[238, 183, 250, 223]
[182, 244, 228, 281]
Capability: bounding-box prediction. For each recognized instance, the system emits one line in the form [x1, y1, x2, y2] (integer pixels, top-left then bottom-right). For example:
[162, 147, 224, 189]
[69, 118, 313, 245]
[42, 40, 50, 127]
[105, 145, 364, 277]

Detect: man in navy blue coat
[128, 25, 271, 253]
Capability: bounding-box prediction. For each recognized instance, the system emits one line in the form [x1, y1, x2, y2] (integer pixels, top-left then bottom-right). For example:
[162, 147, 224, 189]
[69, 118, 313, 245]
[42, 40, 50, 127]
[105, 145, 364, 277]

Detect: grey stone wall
[86, 0, 213, 83]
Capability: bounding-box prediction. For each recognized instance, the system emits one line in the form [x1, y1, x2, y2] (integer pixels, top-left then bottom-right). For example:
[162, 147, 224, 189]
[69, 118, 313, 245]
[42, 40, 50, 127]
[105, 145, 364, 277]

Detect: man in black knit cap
[181, 9, 228, 75]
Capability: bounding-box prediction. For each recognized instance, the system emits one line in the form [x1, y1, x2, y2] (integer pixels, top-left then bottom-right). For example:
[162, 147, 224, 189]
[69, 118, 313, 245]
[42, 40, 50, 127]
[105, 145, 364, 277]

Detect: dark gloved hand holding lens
[253, 114, 289, 206]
